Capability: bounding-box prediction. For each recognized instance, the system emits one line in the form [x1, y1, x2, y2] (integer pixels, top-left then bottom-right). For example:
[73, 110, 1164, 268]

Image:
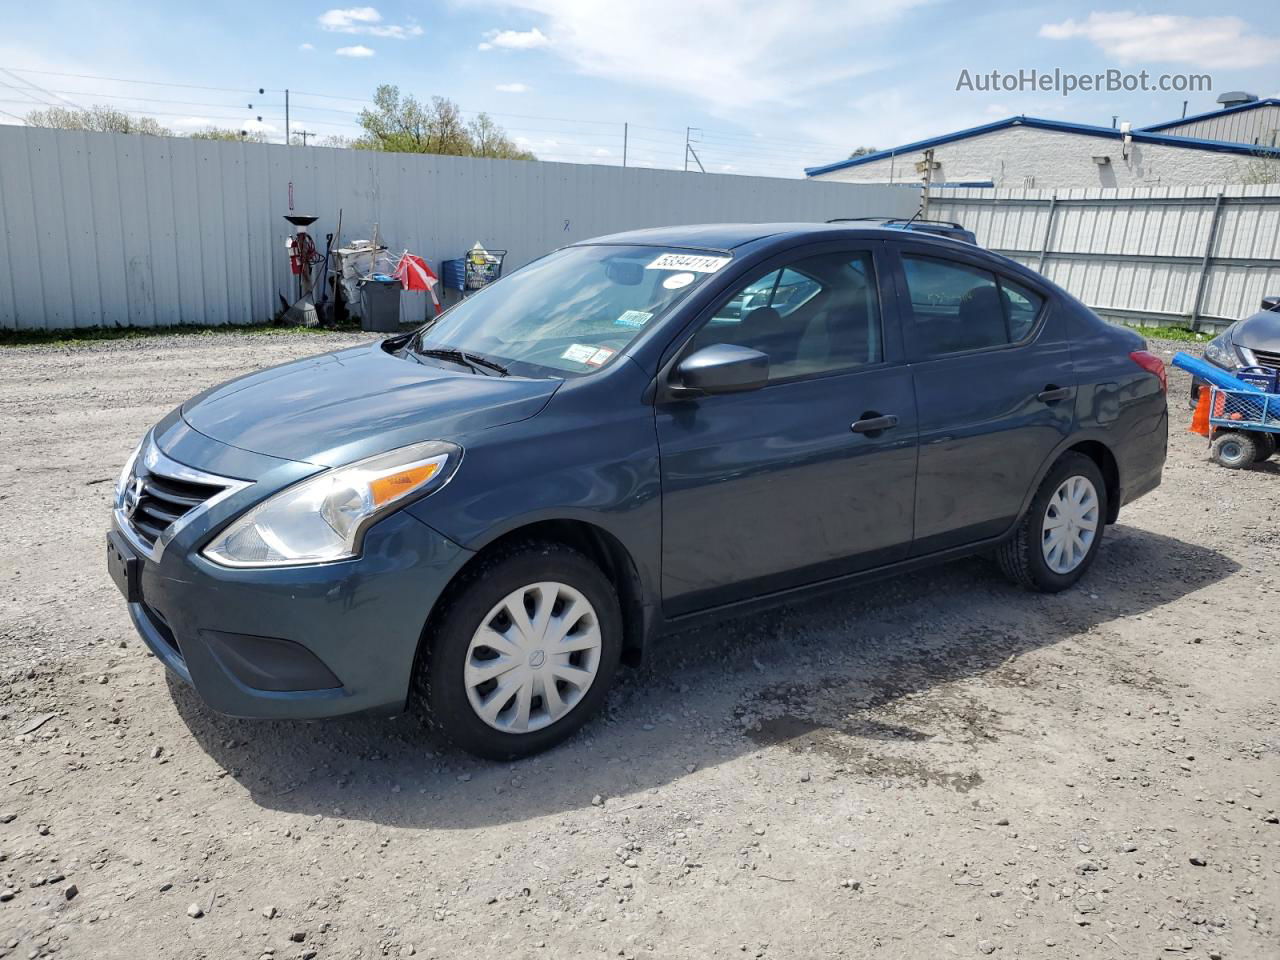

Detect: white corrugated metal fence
[930, 184, 1280, 331]
[0, 126, 918, 331]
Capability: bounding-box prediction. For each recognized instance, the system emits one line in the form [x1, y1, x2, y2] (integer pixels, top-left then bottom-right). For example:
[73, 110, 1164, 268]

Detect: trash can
[358, 277, 401, 332]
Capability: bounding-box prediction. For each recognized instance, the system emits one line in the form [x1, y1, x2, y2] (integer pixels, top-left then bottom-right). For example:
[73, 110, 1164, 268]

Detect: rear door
[655, 242, 918, 616]
[891, 242, 1075, 554]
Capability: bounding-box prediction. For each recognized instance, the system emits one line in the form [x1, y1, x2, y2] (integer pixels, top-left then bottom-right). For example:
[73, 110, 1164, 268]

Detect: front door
[892, 244, 1076, 554]
[656, 244, 918, 617]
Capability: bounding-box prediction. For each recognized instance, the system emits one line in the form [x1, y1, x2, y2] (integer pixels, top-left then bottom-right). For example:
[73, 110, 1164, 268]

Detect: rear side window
[902, 255, 1044, 356]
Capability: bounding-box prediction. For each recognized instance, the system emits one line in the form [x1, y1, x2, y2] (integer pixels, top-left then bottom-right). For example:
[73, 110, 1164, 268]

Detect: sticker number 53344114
[646, 253, 731, 273]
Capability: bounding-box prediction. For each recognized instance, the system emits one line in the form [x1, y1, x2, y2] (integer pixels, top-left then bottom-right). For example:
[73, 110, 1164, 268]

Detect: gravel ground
[0, 331, 1277, 960]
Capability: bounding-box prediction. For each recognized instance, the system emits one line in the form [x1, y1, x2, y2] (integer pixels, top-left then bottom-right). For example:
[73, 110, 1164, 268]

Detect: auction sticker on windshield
[646, 253, 731, 273]
[614, 310, 653, 328]
[663, 272, 696, 290]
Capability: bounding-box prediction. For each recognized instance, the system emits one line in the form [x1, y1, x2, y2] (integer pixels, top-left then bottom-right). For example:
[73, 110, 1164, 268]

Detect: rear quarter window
[999, 276, 1045, 341]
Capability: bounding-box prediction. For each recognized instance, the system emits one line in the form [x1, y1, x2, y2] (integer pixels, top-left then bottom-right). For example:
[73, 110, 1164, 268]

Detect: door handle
[1036, 386, 1071, 404]
[851, 414, 898, 435]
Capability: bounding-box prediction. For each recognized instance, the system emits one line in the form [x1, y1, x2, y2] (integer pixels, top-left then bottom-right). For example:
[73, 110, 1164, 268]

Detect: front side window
[412, 245, 727, 377]
[903, 255, 1044, 356]
[688, 250, 882, 381]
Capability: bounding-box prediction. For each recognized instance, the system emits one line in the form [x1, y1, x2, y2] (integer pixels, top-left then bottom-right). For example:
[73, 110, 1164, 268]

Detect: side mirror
[674, 344, 769, 395]
[1262, 294, 1280, 312]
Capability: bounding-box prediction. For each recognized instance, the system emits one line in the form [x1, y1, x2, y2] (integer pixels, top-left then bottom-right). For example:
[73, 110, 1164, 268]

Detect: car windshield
[410, 244, 728, 377]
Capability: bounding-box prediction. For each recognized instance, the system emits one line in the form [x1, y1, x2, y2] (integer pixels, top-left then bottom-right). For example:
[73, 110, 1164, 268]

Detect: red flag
[395, 253, 442, 315]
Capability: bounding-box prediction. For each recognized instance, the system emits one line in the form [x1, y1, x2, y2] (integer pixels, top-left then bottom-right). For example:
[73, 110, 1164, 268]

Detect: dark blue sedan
[108, 223, 1168, 758]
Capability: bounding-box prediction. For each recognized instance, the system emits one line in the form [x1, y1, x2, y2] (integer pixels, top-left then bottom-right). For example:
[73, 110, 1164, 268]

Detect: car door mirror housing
[674, 344, 769, 395]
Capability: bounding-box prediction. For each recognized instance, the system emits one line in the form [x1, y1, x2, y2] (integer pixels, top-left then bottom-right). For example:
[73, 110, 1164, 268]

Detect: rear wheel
[1210, 430, 1257, 469]
[996, 452, 1107, 593]
[415, 541, 622, 760]
[1250, 431, 1276, 462]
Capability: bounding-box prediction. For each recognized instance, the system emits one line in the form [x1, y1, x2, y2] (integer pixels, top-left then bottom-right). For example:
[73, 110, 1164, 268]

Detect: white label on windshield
[615, 310, 653, 328]
[663, 272, 696, 289]
[646, 253, 731, 273]
[586, 347, 615, 367]
[562, 343, 601, 364]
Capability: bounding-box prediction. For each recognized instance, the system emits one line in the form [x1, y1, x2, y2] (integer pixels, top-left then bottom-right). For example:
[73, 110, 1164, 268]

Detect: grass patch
[1121, 323, 1210, 343]
[0, 323, 365, 348]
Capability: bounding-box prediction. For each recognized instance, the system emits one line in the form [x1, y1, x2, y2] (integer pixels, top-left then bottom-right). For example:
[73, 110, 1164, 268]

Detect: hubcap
[464, 582, 602, 734]
[1041, 475, 1099, 575]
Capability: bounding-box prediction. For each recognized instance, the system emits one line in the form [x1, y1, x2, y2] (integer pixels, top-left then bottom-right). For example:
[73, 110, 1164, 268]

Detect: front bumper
[111, 422, 473, 720]
[117, 510, 470, 719]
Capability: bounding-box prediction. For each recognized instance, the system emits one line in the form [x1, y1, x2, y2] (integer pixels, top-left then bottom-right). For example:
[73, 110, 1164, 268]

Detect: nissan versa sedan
[108, 223, 1168, 759]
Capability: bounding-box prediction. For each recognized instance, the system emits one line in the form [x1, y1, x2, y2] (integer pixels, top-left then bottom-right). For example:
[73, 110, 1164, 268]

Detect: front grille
[124, 466, 224, 548]
[1250, 347, 1280, 372]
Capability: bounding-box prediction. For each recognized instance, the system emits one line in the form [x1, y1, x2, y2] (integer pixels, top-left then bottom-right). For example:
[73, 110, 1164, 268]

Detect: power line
[0, 66, 257, 94]
[0, 77, 59, 109]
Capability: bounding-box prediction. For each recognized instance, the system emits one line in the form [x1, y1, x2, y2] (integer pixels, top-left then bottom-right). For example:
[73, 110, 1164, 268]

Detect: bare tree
[189, 128, 270, 143]
[1232, 148, 1280, 184]
[24, 105, 170, 136]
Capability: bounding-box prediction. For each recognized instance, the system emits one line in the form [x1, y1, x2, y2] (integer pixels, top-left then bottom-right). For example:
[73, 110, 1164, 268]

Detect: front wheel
[996, 452, 1107, 593]
[415, 541, 622, 760]
[1210, 430, 1257, 469]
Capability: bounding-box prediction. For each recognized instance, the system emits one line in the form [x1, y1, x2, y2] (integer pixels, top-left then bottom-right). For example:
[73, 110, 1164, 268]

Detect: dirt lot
[0, 331, 1277, 960]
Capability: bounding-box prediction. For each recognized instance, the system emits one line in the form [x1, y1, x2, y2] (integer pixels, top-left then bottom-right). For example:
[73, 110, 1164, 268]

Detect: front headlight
[203, 440, 461, 568]
[1203, 331, 1240, 369]
[115, 437, 144, 504]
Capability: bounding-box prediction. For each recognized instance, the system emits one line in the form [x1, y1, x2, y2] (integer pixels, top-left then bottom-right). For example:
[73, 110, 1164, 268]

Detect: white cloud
[320, 6, 380, 29]
[335, 44, 375, 57]
[486, 1, 926, 111]
[319, 7, 422, 39]
[495, 82, 530, 93]
[478, 27, 550, 51]
[298, 42, 315, 51]
[1040, 12, 1273, 68]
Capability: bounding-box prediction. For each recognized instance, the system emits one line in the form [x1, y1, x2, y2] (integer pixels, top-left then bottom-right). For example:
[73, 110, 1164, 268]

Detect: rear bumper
[119, 510, 472, 719]
[1118, 406, 1168, 510]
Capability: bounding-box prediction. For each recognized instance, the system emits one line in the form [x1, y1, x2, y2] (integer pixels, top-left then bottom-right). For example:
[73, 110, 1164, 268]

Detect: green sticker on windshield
[614, 310, 653, 328]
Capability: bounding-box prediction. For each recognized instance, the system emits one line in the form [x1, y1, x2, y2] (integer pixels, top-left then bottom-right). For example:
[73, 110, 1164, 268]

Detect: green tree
[24, 105, 171, 136]
[354, 84, 535, 159]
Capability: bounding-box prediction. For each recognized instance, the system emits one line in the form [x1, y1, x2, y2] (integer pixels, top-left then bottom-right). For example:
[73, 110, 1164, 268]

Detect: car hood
[1234, 309, 1280, 353]
[180, 341, 560, 467]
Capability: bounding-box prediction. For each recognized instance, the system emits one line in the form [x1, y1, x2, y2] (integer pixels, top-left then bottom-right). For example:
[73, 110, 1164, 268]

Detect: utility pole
[916, 147, 937, 218]
[285, 88, 290, 146]
[684, 127, 703, 173]
[296, 129, 317, 146]
[622, 122, 628, 168]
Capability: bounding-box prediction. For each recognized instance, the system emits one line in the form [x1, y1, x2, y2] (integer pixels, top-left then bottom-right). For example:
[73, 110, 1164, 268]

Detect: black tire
[1250, 431, 1276, 462]
[413, 541, 622, 760]
[1210, 430, 1256, 469]
[996, 452, 1108, 593]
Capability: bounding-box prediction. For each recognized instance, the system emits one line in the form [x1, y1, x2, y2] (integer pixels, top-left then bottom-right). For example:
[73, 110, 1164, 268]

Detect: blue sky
[1, 1, 1277, 177]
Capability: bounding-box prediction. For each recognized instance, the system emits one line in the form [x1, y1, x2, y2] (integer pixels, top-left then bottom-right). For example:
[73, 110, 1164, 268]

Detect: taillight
[1130, 350, 1167, 393]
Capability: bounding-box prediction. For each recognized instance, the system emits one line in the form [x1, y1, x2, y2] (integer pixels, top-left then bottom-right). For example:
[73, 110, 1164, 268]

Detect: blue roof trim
[804, 115, 1280, 177]
[1140, 98, 1280, 133]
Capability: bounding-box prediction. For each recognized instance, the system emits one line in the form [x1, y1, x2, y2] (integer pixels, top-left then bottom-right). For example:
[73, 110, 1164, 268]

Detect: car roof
[570, 221, 1057, 301]
[575, 222, 929, 252]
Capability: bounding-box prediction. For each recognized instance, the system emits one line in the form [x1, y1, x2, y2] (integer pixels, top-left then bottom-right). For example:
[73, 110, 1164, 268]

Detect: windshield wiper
[413, 344, 507, 376]
[414, 346, 481, 374]
[462, 352, 509, 376]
